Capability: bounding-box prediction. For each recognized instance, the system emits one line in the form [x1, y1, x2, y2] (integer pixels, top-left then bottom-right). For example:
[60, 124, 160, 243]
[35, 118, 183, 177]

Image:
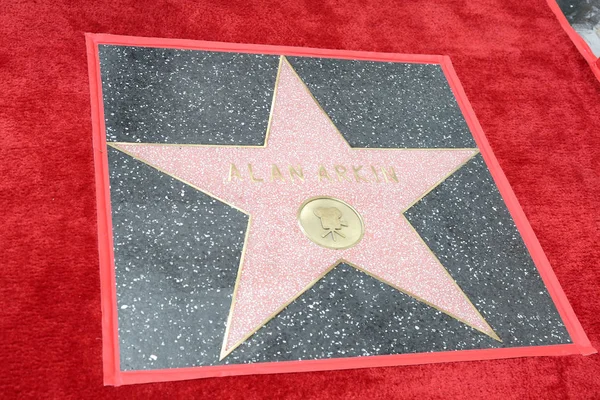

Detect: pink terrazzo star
[111, 57, 499, 358]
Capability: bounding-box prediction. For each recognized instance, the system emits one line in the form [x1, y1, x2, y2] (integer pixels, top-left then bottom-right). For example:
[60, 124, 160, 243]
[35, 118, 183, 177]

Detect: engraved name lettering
[227, 164, 398, 183]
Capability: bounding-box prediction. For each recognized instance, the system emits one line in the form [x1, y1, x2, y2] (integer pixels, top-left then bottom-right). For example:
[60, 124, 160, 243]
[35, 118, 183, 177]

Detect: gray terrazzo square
[99, 45, 572, 371]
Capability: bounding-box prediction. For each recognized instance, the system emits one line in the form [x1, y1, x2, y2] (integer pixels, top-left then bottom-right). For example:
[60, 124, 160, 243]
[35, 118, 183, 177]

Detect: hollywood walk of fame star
[110, 56, 500, 359]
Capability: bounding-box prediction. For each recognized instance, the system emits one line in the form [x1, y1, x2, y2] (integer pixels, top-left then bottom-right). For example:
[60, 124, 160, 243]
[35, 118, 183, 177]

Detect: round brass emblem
[297, 197, 364, 250]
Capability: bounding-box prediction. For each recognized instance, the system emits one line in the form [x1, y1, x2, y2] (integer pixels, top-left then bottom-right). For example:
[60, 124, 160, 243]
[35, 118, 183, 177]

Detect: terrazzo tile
[100, 46, 572, 370]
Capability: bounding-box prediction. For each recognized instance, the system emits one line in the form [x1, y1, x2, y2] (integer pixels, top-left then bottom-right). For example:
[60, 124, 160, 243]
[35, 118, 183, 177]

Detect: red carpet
[2, 0, 599, 398]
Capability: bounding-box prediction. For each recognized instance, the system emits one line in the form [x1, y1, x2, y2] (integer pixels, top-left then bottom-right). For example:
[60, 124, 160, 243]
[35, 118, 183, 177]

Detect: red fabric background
[1, 0, 599, 398]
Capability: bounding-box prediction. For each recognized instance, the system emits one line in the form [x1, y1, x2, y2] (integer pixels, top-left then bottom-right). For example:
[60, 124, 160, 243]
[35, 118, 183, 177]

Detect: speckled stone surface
[99, 45, 279, 144]
[287, 56, 475, 148]
[108, 148, 246, 370]
[101, 47, 571, 371]
[404, 154, 570, 346]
